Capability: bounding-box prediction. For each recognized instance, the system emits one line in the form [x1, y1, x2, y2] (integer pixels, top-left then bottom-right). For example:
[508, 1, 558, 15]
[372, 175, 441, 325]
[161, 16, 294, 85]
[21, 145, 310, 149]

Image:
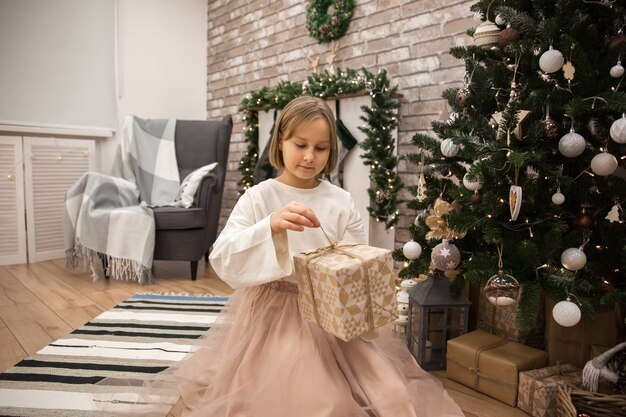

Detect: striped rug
[0, 293, 228, 416]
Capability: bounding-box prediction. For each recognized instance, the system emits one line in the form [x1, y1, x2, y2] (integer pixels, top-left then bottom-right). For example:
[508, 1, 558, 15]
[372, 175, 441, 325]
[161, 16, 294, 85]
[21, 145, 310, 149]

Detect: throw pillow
[174, 162, 218, 208]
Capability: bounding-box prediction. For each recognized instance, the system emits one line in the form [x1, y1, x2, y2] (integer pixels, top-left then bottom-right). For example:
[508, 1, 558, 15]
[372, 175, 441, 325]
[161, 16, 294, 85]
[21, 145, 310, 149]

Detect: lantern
[407, 269, 471, 370]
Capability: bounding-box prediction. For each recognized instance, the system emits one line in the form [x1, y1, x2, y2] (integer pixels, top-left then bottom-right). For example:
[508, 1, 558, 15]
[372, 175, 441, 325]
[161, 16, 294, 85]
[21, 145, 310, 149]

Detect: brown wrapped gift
[477, 288, 545, 349]
[447, 330, 548, 406]
[293, 242, 397, 342]
[545, 298, 618, 368]
[517, 363, 581, 417]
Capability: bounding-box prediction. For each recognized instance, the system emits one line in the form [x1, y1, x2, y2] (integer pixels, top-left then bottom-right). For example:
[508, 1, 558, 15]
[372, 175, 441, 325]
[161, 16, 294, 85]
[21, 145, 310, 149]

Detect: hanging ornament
[610, 114, 626, 144]
[416, 171, 428, 202]
[483, 243, 520, 307]
[431, 240, 461, 271]
[561, 247, 587, 271]
[484, 270, 520, 306]
[425, 200, 466, 240]
[494, 14, 506, 26]
[573, 209, 595, 230]
[470, 191, 482, 205]
[473, 20, 500, 50]
[539, 46, 565, 74]
[509, 185, 523, 221]
[605, 204, 622, 223]
[456, 87, 470, 107]
[562, 61, 575, 81]
[402, 240, 422, 260]
[462, 173, 483, 191]
[558, 129, 586, 158]
[609, 29, 626, 51]
[590, 152, 618, 176]
[551, 189, 565, 205]
[440, 139, 460, 157]
[543, 117, 560, 140]
[610, 61, 624, 78]
[497, 25, 519, 48]
[552, 297, 581, 327]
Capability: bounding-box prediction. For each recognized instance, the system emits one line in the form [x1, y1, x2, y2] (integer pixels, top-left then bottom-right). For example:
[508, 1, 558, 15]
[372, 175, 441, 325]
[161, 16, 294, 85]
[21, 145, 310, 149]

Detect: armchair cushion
[174, 162, 218, 208]
[153, 206, 206, 230]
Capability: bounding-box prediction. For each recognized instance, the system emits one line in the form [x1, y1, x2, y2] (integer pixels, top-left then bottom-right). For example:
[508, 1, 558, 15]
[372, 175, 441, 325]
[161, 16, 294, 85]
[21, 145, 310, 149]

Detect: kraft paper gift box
[517, 363, 581, 417]
[447, 330, 548, 406]
[293, 242, 397, 342]
[477, 289, 545, 349]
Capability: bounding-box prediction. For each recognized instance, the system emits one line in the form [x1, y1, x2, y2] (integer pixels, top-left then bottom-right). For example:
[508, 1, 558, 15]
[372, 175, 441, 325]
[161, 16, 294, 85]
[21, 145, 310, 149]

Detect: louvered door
[23, 137, 96, 262]
[0, 137, 27, 265]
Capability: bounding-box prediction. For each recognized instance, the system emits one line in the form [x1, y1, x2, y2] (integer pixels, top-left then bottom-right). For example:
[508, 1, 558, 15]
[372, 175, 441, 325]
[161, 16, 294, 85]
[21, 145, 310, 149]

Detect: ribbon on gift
[525, 362, 580, 416]
[300, 226, 396, 337]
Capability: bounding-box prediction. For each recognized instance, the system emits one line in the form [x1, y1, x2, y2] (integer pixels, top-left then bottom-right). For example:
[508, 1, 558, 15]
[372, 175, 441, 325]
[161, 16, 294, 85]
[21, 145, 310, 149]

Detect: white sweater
[209, 179, 366, 289]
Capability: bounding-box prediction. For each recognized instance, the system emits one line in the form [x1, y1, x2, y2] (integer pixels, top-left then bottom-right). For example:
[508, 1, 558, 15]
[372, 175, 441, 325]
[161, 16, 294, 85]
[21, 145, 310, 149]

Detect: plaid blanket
[64, 116, 179, 283]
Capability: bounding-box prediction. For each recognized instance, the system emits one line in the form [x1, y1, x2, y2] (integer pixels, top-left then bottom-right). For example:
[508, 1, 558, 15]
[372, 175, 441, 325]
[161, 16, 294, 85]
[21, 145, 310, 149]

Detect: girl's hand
[270, 201, 320, 235]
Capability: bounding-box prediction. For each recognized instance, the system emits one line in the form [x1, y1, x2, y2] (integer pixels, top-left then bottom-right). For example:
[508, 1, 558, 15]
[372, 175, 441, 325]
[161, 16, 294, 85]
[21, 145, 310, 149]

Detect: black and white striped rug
[0, 293, 228, 416]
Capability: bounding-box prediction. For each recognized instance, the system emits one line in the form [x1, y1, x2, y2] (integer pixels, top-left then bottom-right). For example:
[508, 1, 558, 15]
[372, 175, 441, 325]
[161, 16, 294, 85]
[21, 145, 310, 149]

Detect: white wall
[98, 0, 208, 174]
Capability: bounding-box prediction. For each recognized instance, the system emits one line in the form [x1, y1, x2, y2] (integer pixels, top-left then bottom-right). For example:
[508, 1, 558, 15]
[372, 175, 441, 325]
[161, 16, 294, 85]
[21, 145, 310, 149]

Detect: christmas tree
[397, 0, 626, 330]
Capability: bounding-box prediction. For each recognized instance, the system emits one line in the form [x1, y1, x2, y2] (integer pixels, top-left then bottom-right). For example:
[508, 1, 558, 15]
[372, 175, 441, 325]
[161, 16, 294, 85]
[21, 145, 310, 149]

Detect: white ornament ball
[590, 152, 618, 176]
[431, 241, 461, 271]
[539, 47, 565, 73]
[551, 191, 565, 205]
[463, 173, 483, 191]
[402, 240, 422, 260]
[552, 298, 581, 327]
[610, 116, 626, 144]
[610, 63, 625, 78]
[495, 14, 506, 26]
[561, 247, 587, 271]
[473, 20, 500, 50]
[440, 139, 460, 157]
[558, 131, 586, 158]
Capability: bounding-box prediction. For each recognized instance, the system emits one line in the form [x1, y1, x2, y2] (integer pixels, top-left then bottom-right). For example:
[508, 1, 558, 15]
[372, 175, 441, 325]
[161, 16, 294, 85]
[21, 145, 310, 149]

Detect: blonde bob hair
[269, 96, 338, 175]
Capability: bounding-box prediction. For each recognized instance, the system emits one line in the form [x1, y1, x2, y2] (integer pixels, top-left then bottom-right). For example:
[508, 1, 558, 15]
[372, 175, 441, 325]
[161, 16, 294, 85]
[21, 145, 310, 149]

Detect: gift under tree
[396, 0, 626, 333]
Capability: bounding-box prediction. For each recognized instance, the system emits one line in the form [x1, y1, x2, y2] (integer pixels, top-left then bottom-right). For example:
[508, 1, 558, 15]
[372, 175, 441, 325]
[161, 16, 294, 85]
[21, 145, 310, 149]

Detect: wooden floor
[0, 258, 530, 417]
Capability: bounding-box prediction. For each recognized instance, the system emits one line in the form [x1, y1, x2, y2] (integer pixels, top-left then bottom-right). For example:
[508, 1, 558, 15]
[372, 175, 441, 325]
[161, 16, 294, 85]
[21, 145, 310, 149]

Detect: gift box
[517, 363, 581, 417]
[293, 242, 397, 342]
[477, 287, 545, 349]
[447, 330, 548, 406]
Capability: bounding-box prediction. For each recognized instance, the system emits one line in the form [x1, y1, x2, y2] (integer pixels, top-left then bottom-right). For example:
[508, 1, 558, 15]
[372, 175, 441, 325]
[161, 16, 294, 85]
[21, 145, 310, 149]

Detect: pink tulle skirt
[152, 281, 465, 417]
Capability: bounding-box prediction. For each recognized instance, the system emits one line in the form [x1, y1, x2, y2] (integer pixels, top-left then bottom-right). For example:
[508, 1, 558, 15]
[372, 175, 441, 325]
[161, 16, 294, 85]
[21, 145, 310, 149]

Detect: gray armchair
[152, 115, 232, 280]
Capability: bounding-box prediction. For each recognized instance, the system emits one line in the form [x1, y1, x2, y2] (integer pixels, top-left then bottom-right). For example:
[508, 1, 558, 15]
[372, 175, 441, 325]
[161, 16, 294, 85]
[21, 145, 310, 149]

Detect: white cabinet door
[0, 136, 27, 265]
[23, 137, 96, 262]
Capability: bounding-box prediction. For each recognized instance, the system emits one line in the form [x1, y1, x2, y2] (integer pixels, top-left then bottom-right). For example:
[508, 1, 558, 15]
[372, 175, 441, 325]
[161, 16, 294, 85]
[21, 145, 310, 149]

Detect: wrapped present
[517, 363, 582, 417]
[477, 287, 545, 349]
[447, 330, 548, 406]
[293, 242, 397, 342]
[545, 298, 619, 368]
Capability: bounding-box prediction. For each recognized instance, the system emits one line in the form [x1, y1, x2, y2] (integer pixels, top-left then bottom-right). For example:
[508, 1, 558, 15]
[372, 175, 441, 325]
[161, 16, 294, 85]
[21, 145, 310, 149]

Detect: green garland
[238, 67, 402, 229]
[305, 0, 356, 43]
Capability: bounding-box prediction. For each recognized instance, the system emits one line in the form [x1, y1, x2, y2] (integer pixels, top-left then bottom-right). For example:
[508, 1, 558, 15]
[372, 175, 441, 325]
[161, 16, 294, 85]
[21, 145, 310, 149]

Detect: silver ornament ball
[558, 131, 586, 158]
[610, 63, 625, 78]
[552, 298, 581, 327]
[561, 247, 587, 271]
[551, 191, 565, 205]
[539, 47, 565, 73]
[431, 241, 461, 271]
[590, 153, 618, 176]
[610, 116, 626, 144]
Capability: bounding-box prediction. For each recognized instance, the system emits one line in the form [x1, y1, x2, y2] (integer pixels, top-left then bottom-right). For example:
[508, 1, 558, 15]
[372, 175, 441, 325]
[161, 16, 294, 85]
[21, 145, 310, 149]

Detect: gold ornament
[456, 87, 470, 107]
[562, 61, 575, 81]
[473, 20, 500, 50]
[491, 109, 531, 143]
[425, 200, 465, 240]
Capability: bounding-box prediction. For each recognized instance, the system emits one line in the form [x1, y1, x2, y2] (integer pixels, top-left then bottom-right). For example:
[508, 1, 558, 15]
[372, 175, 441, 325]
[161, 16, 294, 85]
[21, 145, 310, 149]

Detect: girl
[152, 96, 463, 416]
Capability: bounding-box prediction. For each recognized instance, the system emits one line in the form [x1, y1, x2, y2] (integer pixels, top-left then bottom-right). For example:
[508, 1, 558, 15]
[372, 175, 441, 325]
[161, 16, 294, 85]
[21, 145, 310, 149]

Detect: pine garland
[238, 67, 403, 229]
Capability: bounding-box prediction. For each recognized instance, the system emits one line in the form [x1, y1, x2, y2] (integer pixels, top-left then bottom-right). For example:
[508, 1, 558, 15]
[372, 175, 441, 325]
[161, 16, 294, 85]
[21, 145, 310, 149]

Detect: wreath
[306, 0, 356, 43]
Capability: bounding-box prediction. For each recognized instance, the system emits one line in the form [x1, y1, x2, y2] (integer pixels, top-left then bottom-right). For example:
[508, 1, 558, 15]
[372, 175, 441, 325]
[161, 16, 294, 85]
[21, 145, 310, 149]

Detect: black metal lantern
[407, 269, 471, 370]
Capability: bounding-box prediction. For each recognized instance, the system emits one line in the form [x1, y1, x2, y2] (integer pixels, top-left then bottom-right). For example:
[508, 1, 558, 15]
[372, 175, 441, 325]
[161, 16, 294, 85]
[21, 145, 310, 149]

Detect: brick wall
[207, 0, 475, 246]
